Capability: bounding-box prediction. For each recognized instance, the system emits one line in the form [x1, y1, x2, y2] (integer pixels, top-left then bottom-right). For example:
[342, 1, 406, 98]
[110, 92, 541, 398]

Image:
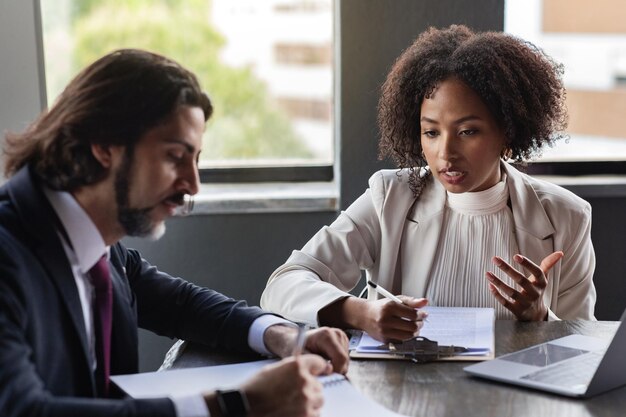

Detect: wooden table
[164, 320, 625, 417]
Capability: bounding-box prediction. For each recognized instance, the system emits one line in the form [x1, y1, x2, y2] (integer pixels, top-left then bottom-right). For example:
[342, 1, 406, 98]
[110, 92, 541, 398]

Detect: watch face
[217, 389, 250, 417]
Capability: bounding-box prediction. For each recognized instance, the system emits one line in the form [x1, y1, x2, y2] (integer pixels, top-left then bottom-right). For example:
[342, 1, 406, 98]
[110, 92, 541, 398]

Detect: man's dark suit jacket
[0, 166, 268, 417]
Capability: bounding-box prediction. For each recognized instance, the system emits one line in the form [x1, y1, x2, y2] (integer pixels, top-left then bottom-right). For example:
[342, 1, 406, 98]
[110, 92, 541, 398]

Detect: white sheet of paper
[112, 359, 408, 417]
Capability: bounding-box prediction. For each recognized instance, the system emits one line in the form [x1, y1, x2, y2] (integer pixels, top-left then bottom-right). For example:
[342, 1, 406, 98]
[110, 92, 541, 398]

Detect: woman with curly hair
[261, 25, 596, 342]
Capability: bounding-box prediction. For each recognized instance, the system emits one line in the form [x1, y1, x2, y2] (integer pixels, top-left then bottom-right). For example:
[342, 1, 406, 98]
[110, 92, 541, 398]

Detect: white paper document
[353, 306, 495, 360]
[112, 359, 408, 417]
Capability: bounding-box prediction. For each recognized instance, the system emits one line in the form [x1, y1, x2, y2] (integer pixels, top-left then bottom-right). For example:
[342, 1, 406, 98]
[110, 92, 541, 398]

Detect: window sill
[179, 175, 626, 217]
[183, 181, 339, 215]
[536, 175, 626, 198]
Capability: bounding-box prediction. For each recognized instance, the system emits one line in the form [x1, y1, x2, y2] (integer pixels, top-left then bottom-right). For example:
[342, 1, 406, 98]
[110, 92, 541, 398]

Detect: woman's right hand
[318, 295, 429, 343]
[360, 296, 429, 342]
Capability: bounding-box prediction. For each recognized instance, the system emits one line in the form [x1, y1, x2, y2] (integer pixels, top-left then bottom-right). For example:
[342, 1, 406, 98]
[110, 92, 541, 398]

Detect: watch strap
[216, 389, 250, 417]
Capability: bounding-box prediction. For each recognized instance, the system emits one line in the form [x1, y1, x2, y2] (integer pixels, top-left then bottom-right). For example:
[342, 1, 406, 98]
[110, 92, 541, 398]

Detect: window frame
[36, 0, 337, 185]
[199, 165, 334, 183]
[503, 0, 626, 175]
[522, 161, 626, 177]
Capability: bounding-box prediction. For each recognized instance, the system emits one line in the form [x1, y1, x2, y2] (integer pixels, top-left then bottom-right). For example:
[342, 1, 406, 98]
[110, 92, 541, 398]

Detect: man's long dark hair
[4, 48, 213, 191]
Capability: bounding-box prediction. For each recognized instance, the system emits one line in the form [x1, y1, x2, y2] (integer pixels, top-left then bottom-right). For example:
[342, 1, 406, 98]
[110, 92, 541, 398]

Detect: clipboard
[349, 331, 494, 362]
[348, 307, 496, 362]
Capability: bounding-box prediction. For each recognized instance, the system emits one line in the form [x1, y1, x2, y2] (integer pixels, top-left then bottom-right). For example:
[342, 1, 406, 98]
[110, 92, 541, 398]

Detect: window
[505, 0, 626, 175]
[275, 43, 332, 65]
[39, 0, 334, 182]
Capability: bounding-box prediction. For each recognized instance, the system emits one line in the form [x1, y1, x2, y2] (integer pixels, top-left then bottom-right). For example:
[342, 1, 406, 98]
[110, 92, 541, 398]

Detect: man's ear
[91, 143, 122, 169]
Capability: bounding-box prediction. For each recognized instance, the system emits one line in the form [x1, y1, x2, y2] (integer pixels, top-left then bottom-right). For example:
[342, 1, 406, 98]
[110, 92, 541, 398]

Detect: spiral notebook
[112, 359, 408, 417]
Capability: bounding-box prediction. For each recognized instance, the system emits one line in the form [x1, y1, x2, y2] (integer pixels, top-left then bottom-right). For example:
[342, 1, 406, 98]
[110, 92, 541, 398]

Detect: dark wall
[130, 0, 507, 373]
[126, 212, 337, 371]
[338, 0, 505, 207]
[586, 196, 626, 321]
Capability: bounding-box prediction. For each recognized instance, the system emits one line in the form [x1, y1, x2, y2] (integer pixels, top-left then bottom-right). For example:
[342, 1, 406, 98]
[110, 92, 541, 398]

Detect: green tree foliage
[70, 0, 311, 161]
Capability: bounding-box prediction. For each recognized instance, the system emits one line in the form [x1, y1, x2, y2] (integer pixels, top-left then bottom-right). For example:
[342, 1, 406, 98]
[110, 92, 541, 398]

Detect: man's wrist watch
[216, 389, 250, 417]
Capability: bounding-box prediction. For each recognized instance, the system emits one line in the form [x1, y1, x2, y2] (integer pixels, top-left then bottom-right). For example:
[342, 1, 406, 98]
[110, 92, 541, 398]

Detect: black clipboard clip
[379, 336, 468, 363]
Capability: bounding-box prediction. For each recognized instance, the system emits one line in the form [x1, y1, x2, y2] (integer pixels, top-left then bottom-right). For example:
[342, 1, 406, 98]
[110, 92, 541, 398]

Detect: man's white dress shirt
[43, 187, 293, 417]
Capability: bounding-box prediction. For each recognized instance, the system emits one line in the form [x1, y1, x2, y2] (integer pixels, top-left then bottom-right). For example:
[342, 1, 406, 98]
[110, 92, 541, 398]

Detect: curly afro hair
[378, 25, 568, 196]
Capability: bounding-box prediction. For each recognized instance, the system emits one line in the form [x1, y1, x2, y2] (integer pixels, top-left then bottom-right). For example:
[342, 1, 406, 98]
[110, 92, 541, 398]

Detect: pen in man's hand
[291, 324, 307, 356]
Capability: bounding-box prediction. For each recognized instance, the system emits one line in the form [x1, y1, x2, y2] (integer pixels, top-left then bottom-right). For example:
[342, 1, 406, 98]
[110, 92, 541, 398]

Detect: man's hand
[302, 327, 349, 374]
[264, 325, 349, 374]
[204, 354, 331, 417]
[244, 355, 331, 417]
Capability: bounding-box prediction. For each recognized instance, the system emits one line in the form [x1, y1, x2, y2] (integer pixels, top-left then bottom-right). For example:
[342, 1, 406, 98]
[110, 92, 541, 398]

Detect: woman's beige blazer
[261, 162, 596, 325]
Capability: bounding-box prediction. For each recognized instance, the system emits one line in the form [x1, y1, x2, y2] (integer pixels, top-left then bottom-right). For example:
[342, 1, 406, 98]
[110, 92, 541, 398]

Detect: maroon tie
[90, 255, 112, 397]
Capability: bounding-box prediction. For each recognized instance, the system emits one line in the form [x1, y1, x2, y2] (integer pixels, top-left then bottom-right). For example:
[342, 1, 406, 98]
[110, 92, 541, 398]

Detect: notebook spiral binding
[321, 374, 348, 387]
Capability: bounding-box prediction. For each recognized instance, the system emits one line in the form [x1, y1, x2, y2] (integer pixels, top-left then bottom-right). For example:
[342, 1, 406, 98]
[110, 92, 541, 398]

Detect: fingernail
[493, 257, 502, 266]
[514, 254, 524, 263]
[486, 274, 494, 282]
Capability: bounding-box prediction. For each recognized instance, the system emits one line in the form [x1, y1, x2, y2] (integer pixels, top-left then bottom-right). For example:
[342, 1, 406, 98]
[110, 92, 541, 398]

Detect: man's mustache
[165, 193, 185, 207]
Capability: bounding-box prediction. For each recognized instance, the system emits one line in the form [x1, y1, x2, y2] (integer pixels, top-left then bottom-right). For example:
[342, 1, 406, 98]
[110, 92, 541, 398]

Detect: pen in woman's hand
[367, 280, 403, 303]
[367, 280, 429, 322]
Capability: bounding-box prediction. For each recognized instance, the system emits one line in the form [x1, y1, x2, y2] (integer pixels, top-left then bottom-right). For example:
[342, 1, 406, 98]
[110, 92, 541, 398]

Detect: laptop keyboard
[521, 352, 603, 389]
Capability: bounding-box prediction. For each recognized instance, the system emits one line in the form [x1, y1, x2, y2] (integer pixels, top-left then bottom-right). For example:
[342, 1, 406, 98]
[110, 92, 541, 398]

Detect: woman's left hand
[486, 251, 564, 321]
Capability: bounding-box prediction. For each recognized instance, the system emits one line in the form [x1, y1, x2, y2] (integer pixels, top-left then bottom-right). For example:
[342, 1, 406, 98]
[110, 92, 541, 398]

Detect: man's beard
[114, 150, 166, 240]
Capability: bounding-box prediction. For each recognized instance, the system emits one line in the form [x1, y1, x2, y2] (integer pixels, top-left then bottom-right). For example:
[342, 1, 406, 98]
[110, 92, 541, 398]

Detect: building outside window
[505, 0, 626, 170]
[39, 0, 334, 176]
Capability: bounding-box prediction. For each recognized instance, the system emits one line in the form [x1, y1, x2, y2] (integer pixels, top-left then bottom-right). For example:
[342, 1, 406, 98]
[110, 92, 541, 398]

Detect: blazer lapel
[7, 167, 92, 375]
[504, 163, 559, 287]
[402, 175, 447, 297]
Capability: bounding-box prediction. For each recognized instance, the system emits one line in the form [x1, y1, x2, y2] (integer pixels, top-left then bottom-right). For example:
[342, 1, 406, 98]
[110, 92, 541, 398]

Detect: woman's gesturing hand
[486, 251, 563, 321]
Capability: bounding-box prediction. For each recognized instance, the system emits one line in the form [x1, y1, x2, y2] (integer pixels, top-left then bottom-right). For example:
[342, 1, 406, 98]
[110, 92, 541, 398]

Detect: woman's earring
[501, 147, 513, 160]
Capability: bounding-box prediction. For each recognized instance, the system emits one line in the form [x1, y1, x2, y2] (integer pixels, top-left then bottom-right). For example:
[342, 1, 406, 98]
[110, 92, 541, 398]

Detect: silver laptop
[464, 310, 626, 397]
